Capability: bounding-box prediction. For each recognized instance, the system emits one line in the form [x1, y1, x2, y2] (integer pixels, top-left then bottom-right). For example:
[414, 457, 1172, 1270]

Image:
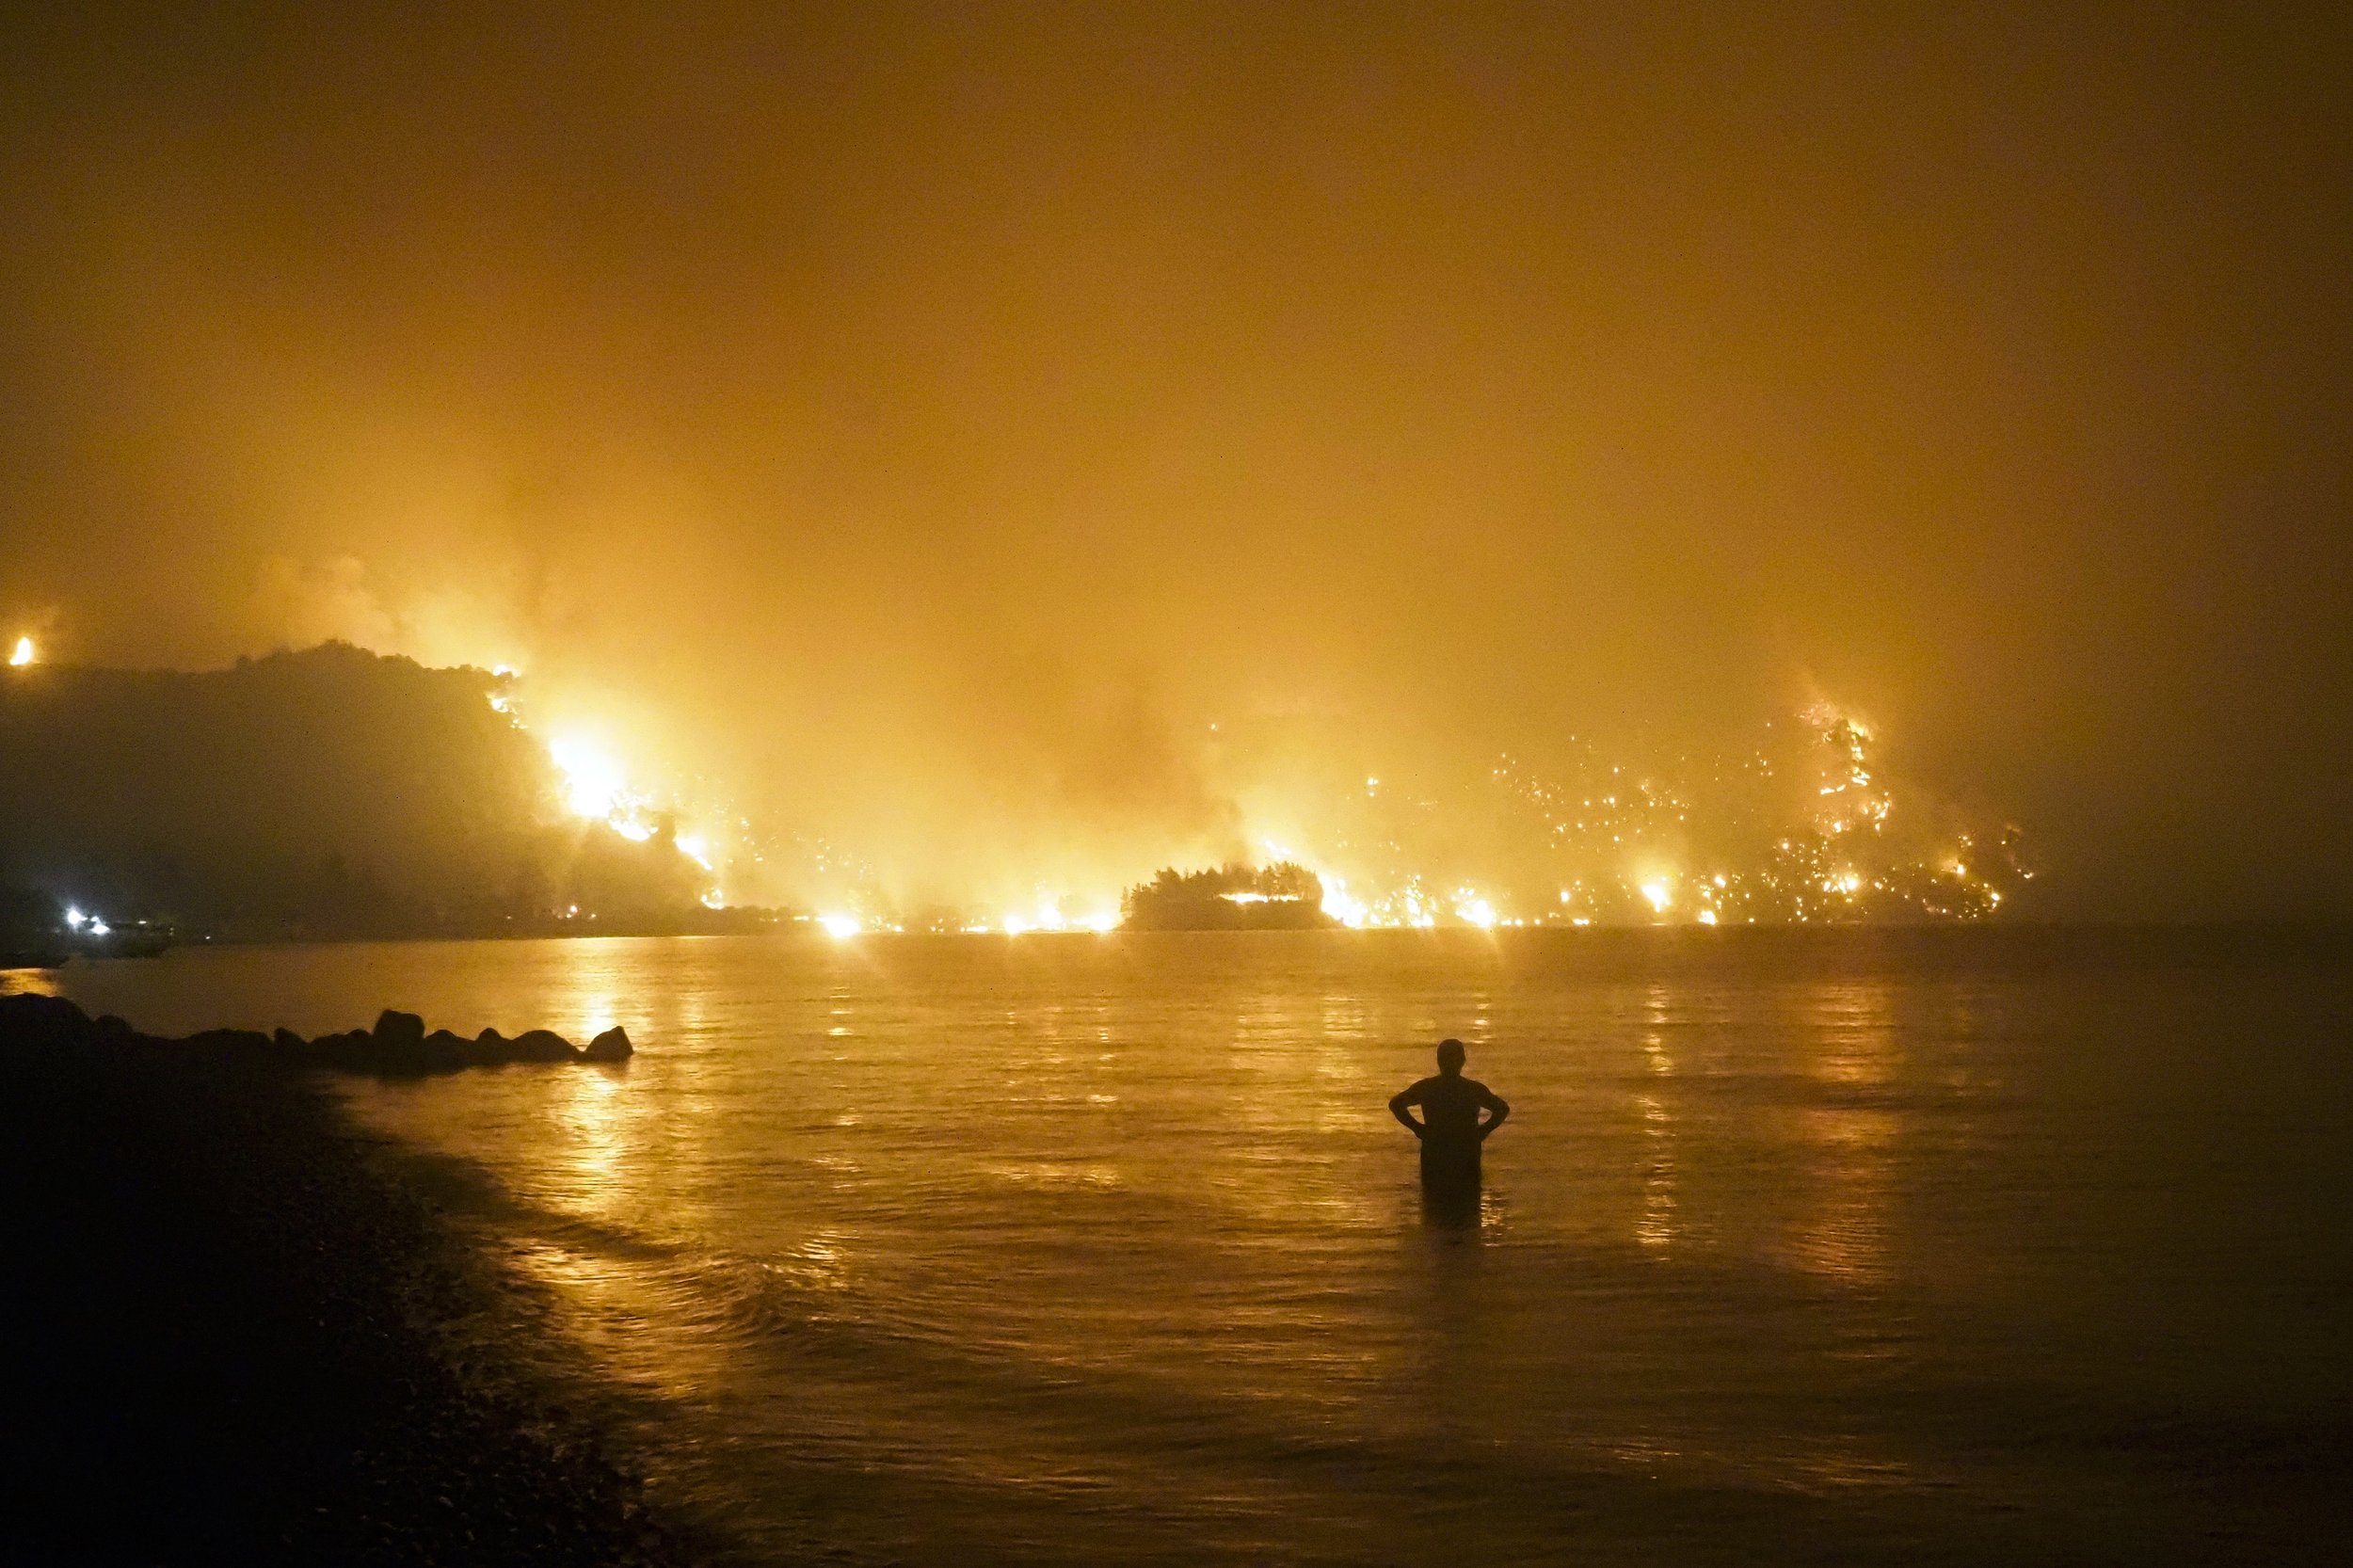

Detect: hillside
[0, 643, 712, 936]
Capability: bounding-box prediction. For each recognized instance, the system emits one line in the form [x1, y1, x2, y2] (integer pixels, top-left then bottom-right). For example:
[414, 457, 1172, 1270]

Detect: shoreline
[36, 917, 2353, 950]
[2, 998, 709, 1564]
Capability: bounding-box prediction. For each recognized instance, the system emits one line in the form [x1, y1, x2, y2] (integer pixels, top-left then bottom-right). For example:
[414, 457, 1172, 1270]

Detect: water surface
[39, 928, 2353, 1563]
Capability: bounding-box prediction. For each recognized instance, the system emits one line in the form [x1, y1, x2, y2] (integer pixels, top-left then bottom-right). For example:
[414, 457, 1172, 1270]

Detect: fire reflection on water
[1782, 982, 1901, 1288]
[1637, 984, 1680, 1254]
[1221, 999, 1385, 1231]
[44, 931, 2177, 1561]
[549, 1067, 630, 1217]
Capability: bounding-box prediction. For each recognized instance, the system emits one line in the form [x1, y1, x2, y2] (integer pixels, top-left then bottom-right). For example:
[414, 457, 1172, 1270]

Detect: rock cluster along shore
[0, 992, 632, 1074]
[6, 989, 692, 1563]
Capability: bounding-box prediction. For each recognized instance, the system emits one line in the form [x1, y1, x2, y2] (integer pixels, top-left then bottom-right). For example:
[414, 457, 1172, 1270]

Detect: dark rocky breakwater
[311, 1006, 636, 1073]
[0, 992, 634, 1074]
[0, 990, 703, 1564]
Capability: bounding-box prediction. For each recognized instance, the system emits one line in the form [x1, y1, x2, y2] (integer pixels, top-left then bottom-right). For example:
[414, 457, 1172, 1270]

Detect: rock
[0, 991, 91, 1045]
[420, 1029, 471, 1069]
[582, 1026, 632, 1064]
[312, 1029, 375, 1065]
[0, 997, 617, 1076]
[510, 1029, 578, 1063]
[184, 1028, 273, 1055]
[372, 1009, 425, 1052]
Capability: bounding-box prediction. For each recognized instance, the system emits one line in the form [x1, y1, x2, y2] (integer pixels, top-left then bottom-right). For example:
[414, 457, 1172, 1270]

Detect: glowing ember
[1186, 702, 2025, 930]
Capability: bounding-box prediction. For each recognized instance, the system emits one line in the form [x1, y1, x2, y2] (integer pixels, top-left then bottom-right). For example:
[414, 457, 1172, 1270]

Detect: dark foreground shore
[0, 994, 702, 1565]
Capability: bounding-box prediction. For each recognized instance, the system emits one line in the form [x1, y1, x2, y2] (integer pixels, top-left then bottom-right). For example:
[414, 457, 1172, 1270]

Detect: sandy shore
[2, 994, 707, 1565]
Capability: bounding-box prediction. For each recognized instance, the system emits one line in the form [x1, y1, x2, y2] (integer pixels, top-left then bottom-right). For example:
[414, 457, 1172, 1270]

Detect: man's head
[1436, 1038, 1466, 1076]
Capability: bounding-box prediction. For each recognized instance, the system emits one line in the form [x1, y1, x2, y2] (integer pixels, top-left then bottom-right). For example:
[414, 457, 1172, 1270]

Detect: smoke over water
[3, 8, 2347, 920]
[270, 548, 2021, 928]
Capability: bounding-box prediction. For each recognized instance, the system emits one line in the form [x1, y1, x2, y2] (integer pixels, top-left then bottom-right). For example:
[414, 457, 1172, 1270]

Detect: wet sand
[1, 994, 704, 1565]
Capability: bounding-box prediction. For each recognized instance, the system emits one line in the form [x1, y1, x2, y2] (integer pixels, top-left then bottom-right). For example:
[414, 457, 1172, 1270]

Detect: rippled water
[40, 928, 2353, 1563]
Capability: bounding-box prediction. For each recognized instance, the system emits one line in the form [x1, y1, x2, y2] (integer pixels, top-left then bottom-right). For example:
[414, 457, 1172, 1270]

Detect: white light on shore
[8, 635, 32, 666]
[818, 912, 862, 938]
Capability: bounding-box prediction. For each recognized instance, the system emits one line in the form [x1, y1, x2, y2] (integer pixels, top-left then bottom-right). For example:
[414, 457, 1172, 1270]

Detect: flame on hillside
[471, 662, 2026, 932]
[480, 669, 737, 908]
[1231, 704, 2026, 929]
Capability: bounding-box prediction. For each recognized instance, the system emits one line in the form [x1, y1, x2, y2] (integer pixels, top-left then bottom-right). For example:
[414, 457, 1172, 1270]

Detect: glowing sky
[2, 6, 2348, 917]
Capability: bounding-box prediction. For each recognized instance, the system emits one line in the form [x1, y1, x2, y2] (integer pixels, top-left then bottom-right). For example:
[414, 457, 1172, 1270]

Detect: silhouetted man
[1390, 1038, 1509, 1210]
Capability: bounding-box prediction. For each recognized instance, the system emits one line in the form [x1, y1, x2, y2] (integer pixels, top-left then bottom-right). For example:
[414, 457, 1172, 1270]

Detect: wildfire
[546, 734, 637, 824]
[472, 668, 2023, 934]
[1319, 877, 1369, 927]
[1195, 703, 2025, 930]
[485, 672, 734, 906]
[999, 899, 1119, 935]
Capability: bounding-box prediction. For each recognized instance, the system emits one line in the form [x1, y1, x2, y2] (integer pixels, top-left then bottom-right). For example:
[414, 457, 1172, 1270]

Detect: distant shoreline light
[8, 635, 33, 666]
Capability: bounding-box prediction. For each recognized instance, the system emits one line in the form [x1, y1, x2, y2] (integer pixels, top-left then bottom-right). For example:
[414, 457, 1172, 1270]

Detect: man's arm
[1389, 1084, 1426, 1138]
[1477, 1086, 1511, 1141]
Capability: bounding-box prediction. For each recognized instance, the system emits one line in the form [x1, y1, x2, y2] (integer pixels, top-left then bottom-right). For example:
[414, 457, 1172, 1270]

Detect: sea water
[35, 928, 2353, 1563]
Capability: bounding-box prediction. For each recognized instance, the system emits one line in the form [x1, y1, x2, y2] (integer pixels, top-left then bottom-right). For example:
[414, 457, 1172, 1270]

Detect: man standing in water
[1390, 1038, 1510, 1211]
